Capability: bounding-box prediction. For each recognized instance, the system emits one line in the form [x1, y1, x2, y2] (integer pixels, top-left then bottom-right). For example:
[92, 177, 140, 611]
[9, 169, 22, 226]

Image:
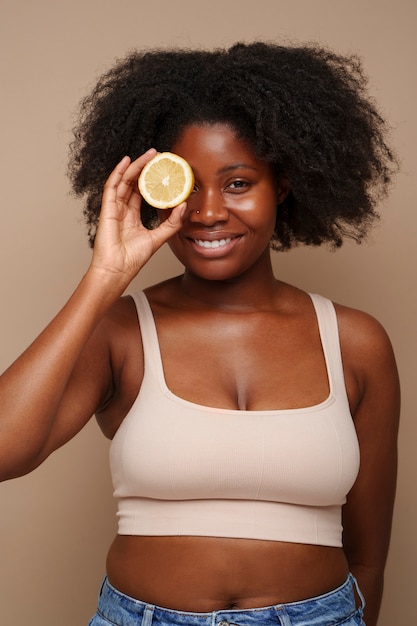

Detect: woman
[0, 43, 399, 625]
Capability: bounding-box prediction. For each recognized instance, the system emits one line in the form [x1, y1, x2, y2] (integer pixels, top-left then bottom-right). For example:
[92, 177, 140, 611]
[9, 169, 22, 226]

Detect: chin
[187, 263, 251, 283]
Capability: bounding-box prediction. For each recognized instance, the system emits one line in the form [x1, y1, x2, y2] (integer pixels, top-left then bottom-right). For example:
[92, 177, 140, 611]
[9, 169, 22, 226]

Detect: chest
[109, 294, 360, 508]
[154, 310, 330, 411]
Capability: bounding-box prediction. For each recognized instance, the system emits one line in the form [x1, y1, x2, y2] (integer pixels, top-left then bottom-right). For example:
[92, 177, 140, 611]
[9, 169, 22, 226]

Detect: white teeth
[194, 238, 231, 249]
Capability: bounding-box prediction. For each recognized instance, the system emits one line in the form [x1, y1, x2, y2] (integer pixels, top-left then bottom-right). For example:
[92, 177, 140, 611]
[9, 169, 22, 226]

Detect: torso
[97, 277, 362, 610]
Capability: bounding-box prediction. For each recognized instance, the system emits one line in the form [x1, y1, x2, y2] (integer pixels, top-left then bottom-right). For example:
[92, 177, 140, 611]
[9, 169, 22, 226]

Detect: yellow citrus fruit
[138, 152, 194, 209]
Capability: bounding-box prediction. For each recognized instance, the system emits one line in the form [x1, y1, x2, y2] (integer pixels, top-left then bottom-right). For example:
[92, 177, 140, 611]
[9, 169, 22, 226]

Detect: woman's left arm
[338, 306, 401, 626]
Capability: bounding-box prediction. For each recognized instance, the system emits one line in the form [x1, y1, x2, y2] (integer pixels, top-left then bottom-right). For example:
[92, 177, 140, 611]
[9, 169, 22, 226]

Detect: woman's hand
[89, 150, 187, 287]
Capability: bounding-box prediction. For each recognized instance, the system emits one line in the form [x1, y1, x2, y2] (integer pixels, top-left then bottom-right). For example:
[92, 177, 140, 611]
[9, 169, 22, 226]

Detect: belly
[106, 535, 349, 611]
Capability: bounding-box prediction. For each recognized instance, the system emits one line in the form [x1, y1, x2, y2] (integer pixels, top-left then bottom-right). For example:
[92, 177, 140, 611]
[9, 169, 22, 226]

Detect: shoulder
[332, 300, 400, 415]
[103, 293, 139, 326]
[94, 295, 144, 437]
[87, 294, 141, 361]
[82, 295, 143, 392]
[100, 295, 143, 360]
[333, 301, 395, 364]
[89, 294, 140, 347]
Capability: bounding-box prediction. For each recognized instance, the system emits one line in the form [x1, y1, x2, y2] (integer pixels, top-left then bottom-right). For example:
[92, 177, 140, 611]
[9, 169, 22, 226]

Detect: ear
[276, 172, 291, 205]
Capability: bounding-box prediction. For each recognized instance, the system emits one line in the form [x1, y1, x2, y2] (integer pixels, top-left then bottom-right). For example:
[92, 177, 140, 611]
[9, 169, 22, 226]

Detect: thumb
[150, 202, 187, 249]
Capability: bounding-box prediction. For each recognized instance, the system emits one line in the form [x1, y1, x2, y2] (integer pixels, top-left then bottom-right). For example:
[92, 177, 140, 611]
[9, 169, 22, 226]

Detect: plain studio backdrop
[0, 1, 415, 624]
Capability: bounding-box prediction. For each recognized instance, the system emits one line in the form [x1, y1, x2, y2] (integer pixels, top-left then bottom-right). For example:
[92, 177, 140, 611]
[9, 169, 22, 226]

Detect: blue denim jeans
[88, 574, 365, 625]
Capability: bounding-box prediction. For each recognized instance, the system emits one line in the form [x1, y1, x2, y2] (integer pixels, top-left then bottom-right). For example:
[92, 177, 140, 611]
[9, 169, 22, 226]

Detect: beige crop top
[109, 292, 360, 547]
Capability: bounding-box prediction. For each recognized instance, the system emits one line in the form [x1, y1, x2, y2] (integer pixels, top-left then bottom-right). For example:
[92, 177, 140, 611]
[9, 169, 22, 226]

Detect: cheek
[227, 188, 277, 214]
[237, 192, 278, 233]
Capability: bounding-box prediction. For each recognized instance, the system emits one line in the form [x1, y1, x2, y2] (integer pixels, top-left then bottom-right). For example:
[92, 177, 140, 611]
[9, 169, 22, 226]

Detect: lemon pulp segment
[138, 152, 194, 209]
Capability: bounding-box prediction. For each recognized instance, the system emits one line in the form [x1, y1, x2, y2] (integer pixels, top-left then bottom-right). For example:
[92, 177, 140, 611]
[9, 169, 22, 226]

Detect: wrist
[78, 266, 131, 311]
[84, 263, 133, 296]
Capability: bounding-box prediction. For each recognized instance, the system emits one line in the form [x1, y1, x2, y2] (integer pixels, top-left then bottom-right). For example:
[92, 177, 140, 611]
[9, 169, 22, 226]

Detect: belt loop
[274, 606, 292, 626]
[141, 604, 155, 626]
[350, 573, 366, 611]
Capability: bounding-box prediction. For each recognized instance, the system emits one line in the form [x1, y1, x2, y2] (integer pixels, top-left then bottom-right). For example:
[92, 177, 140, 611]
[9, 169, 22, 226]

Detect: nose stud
[195, 209, 200, 214]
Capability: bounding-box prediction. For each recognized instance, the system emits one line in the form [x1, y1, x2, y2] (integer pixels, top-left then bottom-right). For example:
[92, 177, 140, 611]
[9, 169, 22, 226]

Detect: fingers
[149, 202, 188, 250]
[115, 149, 157, 204]
[102, 149, 157, 209]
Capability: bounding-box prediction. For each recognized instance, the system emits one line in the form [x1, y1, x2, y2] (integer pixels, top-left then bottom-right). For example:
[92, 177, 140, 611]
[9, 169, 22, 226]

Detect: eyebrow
[217, 163, 258, 174]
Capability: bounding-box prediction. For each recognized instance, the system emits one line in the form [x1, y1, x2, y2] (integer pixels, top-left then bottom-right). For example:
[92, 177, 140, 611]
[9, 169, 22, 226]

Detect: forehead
[171, 123, 262, 171]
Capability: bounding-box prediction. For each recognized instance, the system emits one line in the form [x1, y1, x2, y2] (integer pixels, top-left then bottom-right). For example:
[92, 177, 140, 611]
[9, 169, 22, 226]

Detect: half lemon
[138, 152, 194, 209]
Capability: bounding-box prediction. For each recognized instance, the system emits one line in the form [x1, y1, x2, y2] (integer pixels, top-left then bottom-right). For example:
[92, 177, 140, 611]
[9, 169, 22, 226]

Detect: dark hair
[68, 41, 397, 249]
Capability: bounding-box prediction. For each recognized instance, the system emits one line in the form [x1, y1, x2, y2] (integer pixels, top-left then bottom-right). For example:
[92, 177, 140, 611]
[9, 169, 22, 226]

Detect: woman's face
[159, 123, 289, 281]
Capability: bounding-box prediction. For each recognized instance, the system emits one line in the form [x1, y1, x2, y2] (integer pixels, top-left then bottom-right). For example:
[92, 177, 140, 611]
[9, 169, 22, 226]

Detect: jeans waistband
[97, 574, 365, 626]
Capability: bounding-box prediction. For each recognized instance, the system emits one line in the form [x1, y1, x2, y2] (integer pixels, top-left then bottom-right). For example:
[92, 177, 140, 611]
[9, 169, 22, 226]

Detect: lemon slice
[138, 152, 194, 209]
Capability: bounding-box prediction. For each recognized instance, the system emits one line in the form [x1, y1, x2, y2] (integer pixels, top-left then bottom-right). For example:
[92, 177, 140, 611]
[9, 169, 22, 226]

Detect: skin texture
[0, 124, 399, 626]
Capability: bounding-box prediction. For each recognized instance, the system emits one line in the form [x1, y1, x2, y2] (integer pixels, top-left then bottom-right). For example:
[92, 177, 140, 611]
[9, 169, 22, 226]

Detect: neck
[178, 252, 280, 311]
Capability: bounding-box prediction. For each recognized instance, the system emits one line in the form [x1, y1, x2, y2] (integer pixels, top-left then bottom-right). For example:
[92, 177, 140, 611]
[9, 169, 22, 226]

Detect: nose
[188, 188, 229, 225]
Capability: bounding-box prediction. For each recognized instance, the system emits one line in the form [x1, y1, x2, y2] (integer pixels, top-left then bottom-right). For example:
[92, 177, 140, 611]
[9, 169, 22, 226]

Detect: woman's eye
[228, 180, 250, 191]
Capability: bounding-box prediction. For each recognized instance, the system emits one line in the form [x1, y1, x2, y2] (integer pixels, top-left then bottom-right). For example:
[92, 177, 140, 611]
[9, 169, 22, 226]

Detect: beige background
[0, 0, 415, 624]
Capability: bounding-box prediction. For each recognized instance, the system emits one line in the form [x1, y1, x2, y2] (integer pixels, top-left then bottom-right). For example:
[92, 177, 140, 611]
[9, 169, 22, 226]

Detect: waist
[97, 571, 364, 625]
[106, 535, 349, 611]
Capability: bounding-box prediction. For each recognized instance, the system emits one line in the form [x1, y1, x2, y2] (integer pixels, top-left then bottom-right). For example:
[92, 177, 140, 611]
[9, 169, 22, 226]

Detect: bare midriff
[106, 535, 349, 611]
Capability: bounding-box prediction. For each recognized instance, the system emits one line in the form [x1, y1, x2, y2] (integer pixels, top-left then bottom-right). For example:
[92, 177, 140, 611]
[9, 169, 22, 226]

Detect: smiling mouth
[193, 237, 232, 249]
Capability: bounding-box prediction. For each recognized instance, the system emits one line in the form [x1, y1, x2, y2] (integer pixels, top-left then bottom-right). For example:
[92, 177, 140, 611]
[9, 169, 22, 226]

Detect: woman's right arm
[0, 151, 186, 480]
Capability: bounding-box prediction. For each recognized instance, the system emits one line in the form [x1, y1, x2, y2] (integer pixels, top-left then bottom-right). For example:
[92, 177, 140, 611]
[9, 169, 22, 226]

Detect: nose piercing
[195, 210, 200, 214]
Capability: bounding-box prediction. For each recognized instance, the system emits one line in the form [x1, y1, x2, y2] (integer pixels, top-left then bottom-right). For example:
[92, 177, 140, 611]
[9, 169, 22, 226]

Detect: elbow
[0, 443, 49, 482]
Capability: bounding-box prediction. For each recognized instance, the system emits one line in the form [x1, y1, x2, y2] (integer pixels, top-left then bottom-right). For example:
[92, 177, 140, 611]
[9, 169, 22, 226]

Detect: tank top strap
[129, 291, 164, 382]
[308, 293, 349, 401]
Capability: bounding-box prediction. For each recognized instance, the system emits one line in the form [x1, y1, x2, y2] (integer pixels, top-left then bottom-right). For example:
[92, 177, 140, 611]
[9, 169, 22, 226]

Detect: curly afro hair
[68, 41, 397, 250]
